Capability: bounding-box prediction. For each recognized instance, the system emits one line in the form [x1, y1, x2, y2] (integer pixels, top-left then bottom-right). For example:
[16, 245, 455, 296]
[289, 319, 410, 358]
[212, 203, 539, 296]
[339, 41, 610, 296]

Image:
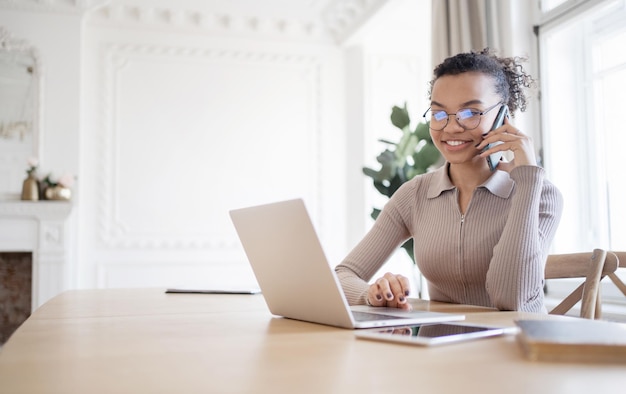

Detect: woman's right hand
[366, 272, 412, 310]
[477, 116, 537, 171]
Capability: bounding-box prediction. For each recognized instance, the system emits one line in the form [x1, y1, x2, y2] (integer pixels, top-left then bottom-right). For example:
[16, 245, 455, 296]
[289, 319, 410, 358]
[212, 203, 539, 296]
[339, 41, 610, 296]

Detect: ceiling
[90, 0, 389, 44]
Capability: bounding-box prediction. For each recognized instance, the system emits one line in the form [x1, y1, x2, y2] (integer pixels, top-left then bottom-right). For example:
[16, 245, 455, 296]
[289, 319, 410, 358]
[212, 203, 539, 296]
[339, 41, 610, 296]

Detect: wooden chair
[544, 249, 619, 319]
[607, 251, 626, 298]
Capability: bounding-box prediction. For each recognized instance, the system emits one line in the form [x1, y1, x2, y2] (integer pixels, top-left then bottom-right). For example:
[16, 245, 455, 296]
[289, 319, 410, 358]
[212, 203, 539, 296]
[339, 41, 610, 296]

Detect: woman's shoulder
[398, 166, 444, 190]
[391, 165, 450, 204]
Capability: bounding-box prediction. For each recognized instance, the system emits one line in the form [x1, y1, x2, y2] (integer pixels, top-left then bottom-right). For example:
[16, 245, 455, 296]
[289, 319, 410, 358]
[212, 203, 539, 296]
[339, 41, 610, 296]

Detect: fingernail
[386, 292, 393, 299]
[398, 296, 405, 302]
[404, 290, 410, 296]
[375, 294, 383, 301]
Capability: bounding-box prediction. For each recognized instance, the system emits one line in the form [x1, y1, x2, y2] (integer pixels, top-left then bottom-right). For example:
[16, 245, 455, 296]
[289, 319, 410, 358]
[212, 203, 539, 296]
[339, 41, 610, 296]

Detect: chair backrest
[612, 252, 626, 268]
[607, 251, 626, 298]
[544, 249, 619, 319]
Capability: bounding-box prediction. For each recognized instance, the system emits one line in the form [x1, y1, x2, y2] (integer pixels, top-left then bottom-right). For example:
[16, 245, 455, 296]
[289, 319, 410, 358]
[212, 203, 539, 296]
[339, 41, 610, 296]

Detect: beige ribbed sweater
[335, 164, 563, 313]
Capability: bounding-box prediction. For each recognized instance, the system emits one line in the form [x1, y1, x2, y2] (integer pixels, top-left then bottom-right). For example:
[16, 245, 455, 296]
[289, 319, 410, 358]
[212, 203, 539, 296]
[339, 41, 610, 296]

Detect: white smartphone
[483, 104, 509, 171]
[355, 322, 516, 346]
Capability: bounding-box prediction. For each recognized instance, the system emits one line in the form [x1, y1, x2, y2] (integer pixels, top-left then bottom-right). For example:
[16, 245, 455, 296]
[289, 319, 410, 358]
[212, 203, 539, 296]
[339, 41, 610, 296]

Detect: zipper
[459, 212, 466, 300]
[455, 189, 467, 295]
[459, 213, 465, 269]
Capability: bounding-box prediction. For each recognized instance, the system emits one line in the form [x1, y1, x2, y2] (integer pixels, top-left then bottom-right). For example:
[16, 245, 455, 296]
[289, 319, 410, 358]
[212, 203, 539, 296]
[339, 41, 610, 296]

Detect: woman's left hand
[476, 117, 537, 172]
[366, 272, 412, 310]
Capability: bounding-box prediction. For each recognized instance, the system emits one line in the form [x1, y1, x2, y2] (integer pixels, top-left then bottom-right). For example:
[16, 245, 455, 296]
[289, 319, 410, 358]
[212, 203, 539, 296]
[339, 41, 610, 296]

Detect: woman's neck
[448, 161, 492, 194]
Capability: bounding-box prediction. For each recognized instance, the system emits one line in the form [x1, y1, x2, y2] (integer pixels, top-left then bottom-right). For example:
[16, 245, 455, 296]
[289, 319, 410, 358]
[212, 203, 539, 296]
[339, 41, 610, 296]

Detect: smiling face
[429, 72, 503, 168]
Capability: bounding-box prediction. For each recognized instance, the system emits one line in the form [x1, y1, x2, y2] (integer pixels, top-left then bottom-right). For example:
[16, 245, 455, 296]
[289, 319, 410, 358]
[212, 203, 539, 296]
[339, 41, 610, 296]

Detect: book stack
[515, 319, 626, 363]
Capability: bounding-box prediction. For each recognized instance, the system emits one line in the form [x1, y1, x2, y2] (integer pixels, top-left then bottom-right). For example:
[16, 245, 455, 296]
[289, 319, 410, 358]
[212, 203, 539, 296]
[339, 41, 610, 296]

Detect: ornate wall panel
[96, 43, 324, 250]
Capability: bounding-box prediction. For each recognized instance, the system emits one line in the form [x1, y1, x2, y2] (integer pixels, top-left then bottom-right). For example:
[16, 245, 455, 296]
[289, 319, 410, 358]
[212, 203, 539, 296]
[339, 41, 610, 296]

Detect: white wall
[3, 0, 398, 295]
[79, 15, 347, 290]
[0, 8, 82, 193]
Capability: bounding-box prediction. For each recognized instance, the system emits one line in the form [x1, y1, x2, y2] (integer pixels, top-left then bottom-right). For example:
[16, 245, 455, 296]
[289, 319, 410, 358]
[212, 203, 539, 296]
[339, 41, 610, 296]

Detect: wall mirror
[0, 26, 40, 198]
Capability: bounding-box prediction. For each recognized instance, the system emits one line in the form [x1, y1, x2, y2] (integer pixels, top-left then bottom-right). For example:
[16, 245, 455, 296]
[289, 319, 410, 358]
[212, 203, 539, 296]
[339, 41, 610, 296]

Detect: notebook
[229, 198, 464, 329]
[515, 319, 626, 363]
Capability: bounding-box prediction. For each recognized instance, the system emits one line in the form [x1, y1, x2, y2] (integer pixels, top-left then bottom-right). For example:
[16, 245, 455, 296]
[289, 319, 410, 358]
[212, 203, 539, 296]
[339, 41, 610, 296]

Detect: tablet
[355, 322, 516, 346]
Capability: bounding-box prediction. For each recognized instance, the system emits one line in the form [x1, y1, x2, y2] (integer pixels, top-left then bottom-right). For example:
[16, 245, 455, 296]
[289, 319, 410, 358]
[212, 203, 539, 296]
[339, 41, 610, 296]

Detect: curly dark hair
[428, 48, 535, 114]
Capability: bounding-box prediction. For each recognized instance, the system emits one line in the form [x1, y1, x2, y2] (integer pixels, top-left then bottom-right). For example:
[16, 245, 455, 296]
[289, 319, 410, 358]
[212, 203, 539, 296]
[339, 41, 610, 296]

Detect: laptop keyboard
[351, 311, 405, 322]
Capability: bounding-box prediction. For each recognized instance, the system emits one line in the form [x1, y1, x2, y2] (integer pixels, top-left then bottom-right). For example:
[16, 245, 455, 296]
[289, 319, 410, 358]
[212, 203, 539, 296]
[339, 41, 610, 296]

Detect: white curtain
[431, 0, 517, 67]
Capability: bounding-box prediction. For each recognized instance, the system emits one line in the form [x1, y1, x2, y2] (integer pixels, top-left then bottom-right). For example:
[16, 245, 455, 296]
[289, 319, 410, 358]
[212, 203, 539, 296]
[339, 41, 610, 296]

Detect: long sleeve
[335, 200, 412, 305]
[485, 166, 563, 312]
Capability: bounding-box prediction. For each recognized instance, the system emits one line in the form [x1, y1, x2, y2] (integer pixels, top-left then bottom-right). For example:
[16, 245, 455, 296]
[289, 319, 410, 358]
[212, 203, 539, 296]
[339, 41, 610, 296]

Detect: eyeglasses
[422, 102, 502, 131]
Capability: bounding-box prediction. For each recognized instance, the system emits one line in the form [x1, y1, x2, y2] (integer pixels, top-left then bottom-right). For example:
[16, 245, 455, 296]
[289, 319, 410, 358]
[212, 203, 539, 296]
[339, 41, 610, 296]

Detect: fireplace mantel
[0, 199, 74, 310]
[0, 200, 72, 220]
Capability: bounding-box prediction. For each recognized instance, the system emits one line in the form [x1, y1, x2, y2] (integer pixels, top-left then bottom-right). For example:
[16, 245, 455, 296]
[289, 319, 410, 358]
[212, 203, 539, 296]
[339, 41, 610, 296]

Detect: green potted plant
[362, 102, 442, 262]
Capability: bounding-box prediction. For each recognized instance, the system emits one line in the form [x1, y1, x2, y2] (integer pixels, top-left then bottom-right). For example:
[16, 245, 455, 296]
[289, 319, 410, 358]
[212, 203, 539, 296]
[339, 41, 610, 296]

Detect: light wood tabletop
[1, 288, 625, 393]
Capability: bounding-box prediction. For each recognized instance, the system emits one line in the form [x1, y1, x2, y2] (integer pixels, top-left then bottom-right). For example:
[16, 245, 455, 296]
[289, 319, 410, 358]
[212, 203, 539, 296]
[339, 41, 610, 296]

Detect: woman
[336, 48, 563, 313]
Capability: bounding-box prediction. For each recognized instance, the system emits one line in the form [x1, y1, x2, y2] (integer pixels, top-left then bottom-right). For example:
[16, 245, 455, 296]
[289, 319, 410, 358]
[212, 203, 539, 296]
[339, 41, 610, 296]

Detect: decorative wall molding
[322, 0, 388, 43]
[84, 0, 387, 43]
[0, 25, 34, 54]
[96, 42, 324, 250]
[103, 43, 325, 66]
[88, 4, 331, 42]
[0, 0, 108, 14]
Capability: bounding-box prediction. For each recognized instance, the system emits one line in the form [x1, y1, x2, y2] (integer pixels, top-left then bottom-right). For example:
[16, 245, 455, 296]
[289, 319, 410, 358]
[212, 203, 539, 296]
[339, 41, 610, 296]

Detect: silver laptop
[229, 198, 464, 329]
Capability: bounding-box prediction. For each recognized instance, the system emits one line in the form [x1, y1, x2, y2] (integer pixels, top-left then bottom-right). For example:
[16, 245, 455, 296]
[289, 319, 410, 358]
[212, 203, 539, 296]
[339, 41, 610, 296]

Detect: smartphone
[482, 104, 509, 171]
[355, 323, 516, 347]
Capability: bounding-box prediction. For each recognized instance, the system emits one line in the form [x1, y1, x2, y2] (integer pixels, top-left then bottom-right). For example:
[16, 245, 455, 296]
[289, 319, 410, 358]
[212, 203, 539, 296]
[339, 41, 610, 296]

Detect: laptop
[229, 198, 464, 329]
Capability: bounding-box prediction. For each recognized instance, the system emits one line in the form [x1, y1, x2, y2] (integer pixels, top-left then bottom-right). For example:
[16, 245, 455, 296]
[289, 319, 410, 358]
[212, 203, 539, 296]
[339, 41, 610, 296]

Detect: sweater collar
[427, 162, 515, 199]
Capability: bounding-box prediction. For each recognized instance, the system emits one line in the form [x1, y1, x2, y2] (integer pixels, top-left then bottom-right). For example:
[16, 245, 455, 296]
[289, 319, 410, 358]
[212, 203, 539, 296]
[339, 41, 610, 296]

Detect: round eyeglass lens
[433, 111, 448, 122]
[456, 109, 475, 120]
[457, 109, 480, 129]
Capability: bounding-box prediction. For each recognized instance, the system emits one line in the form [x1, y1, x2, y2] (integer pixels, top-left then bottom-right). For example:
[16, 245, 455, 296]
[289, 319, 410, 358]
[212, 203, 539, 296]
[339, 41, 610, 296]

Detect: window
[541, 0, 572, 12]
[539, 0, 626, 254]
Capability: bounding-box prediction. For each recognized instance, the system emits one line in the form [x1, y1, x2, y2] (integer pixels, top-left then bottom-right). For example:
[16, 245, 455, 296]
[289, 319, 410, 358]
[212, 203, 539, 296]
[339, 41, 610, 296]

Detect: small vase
[21, 172, 39, 201]
[44, 185, 72, 201]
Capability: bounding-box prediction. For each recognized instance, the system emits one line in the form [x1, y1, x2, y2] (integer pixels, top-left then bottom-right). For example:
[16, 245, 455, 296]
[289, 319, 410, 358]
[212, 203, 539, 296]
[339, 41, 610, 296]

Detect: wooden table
[1, 288, 625, 393]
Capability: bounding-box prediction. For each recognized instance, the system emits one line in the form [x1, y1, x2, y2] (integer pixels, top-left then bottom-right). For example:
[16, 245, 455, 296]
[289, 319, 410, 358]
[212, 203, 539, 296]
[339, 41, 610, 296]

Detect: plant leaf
[413, 143, 440, 169]
[401, 238, 415, 262]
[415, 122, 431, 141]
[390, 103, 410, 130]
[373, 180, 390, 197]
